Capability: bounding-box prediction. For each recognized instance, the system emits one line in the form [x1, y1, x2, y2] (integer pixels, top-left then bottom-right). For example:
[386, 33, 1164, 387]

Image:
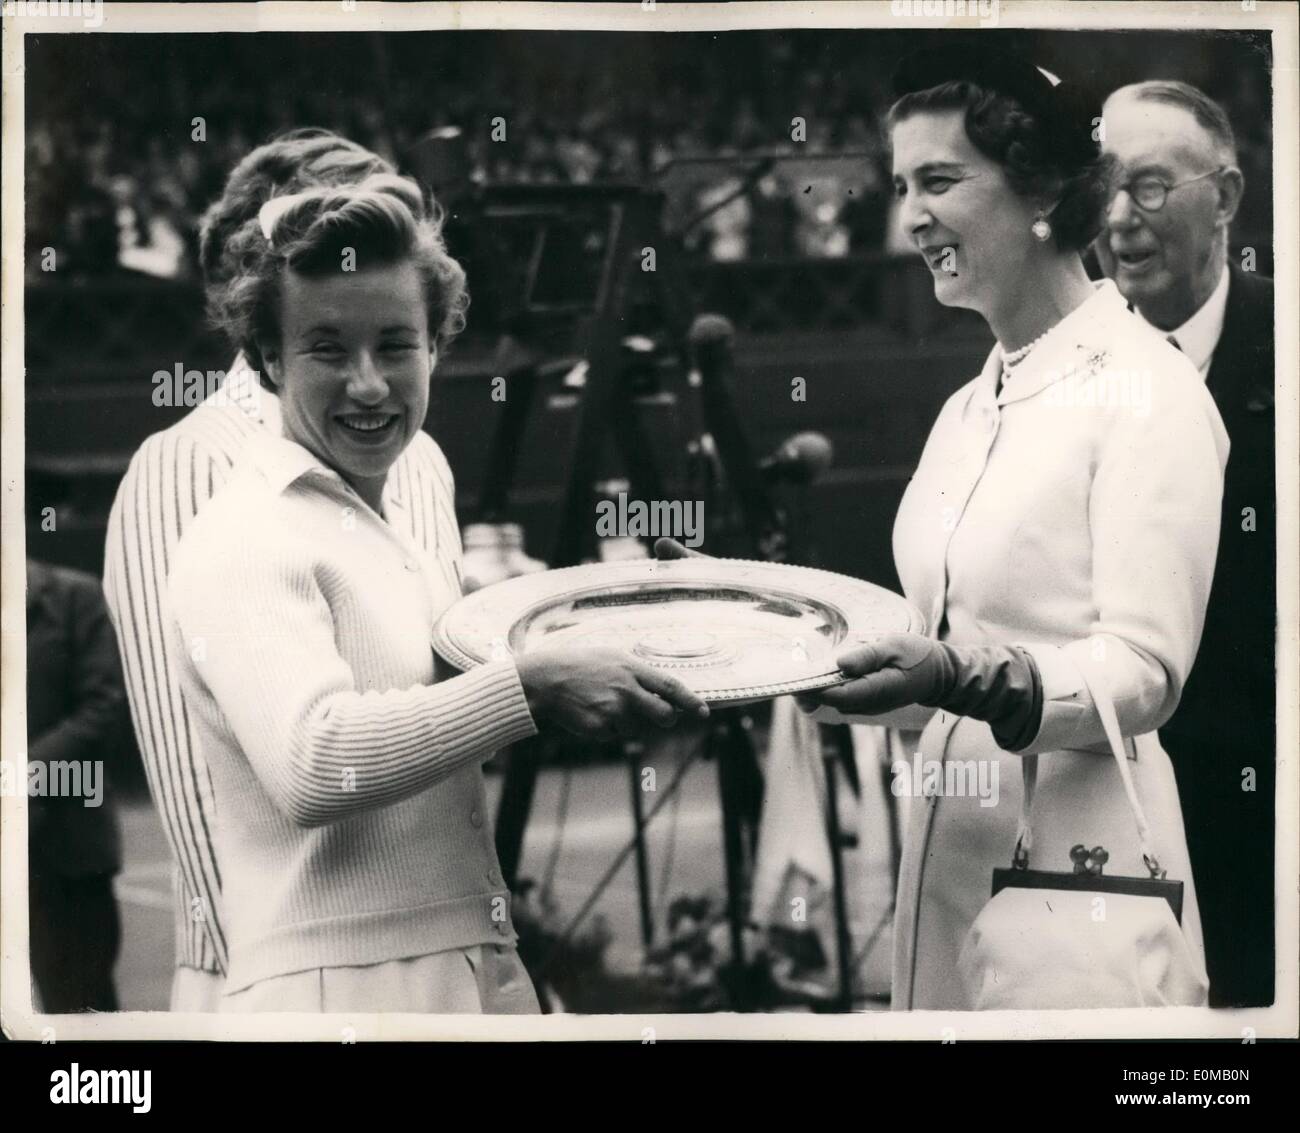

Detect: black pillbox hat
[892, 43, 1099, 167]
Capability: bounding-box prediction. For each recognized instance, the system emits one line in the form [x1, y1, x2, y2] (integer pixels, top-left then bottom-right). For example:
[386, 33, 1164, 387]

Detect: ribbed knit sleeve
[169, 530, 537, 828]
[103, 425, 237, 973]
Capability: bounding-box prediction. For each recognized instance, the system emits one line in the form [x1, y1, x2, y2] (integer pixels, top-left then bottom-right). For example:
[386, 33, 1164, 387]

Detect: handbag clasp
[1070, 844, 1111, 876]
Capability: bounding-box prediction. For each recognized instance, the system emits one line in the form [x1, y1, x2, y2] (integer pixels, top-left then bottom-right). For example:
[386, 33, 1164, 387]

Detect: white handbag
[958, 663, 1209, 1009]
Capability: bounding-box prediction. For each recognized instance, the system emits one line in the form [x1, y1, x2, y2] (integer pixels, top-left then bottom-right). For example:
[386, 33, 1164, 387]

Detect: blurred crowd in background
[25, 29, 1273, 280]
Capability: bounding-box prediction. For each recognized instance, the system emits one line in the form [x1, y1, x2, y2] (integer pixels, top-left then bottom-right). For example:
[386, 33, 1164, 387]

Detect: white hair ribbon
[257, 192, 313, 244]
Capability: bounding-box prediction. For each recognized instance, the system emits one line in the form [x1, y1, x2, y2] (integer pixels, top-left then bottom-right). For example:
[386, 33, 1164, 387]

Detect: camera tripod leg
[494, 735, 543, 889]
[823, 747, 855, 1012]
[627, 742, 655, 949]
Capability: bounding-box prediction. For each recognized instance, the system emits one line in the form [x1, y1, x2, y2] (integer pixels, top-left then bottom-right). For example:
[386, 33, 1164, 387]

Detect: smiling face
[890, 109, 1045, 319]
[263, 259, 433, 509]
[1097, 95, 1238, 329]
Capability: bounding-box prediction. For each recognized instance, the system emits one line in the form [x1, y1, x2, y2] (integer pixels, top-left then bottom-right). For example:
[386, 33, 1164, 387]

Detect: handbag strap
[1012, 657, 1166, 879]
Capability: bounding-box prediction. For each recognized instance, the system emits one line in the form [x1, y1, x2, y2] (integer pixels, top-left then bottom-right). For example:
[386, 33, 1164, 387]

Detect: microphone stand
[465, 172, 854, 1010]
[677, 156, 777, 241]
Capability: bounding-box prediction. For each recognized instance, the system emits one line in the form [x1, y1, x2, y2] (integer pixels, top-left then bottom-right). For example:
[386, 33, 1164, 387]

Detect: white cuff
[800, 702, 936, 731]
[1014, 642, 1089, 754]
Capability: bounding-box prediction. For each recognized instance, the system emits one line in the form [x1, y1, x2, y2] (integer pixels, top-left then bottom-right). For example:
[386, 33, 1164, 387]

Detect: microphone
[685, 315, 734, 496]
[688, 313, 736, 373]
[759, 432, 834, 485]
[686, 312, 788, 560]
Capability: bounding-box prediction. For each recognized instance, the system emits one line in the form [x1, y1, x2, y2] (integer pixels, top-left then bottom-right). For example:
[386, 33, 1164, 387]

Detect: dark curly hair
[205, 172, 469, 374]
[887, 80, 1114, 253]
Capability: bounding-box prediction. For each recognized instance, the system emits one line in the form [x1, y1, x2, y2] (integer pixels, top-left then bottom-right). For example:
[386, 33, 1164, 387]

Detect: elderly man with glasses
[1097, 80, 1276, 1008]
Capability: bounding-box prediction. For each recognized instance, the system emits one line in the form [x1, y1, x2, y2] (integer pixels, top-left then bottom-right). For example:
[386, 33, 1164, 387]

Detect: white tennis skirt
[218, 943, 540, 1014]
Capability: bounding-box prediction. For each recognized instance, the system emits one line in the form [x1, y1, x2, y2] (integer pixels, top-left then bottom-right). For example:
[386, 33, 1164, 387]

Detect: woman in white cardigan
[799, 49, 1226, 1009]
[167, 170, 708, 1013]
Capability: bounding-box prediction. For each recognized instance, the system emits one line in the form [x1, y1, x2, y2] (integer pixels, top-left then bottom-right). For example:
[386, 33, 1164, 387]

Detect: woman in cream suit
[802, 49, 1228, 1009]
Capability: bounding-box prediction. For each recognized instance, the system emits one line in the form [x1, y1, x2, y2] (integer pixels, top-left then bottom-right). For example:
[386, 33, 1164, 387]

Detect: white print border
[0, 0, 103, 28]
[1, 0, 1290, 34]
[2, 1, 1296, 1044]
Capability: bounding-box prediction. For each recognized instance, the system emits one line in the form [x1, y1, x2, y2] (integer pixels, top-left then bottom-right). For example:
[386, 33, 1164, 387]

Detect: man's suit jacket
[1158, 264, 1275, 1007]
[1163, 264, 1275, 749]
[26, 559, 127, 878]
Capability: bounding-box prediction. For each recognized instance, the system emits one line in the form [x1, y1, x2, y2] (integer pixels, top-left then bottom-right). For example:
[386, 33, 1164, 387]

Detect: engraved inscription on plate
[632, 628, 730, 669]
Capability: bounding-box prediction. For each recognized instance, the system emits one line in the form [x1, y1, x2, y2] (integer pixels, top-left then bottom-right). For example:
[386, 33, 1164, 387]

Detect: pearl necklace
[1001, 329, 1051, 369]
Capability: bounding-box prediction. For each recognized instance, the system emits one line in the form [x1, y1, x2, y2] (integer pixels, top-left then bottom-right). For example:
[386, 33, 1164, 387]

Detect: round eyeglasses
[1111, 167, 1225, 212]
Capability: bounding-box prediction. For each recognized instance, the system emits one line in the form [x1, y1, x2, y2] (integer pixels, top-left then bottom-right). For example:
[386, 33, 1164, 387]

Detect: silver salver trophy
[433, 557, 926, 704]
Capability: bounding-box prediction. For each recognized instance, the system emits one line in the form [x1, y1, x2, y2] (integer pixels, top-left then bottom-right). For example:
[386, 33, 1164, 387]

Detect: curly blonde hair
[197, 128, 395, 286]
[205, 171, 469, 373]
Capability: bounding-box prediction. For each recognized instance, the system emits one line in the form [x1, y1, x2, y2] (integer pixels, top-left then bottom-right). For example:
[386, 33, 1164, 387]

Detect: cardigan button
[470, 809, 483, 828]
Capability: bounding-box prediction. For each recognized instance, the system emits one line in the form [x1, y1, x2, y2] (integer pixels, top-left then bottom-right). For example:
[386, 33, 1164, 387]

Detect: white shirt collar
[240, 421, 411, 518]
[1139, 266, 1230, 379]
[220, 355, 414, 513]
[243, 432, 343, 497]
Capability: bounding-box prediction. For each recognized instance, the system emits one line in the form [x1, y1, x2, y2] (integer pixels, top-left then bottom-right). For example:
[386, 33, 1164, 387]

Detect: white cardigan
[166, 433, 537, 993]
